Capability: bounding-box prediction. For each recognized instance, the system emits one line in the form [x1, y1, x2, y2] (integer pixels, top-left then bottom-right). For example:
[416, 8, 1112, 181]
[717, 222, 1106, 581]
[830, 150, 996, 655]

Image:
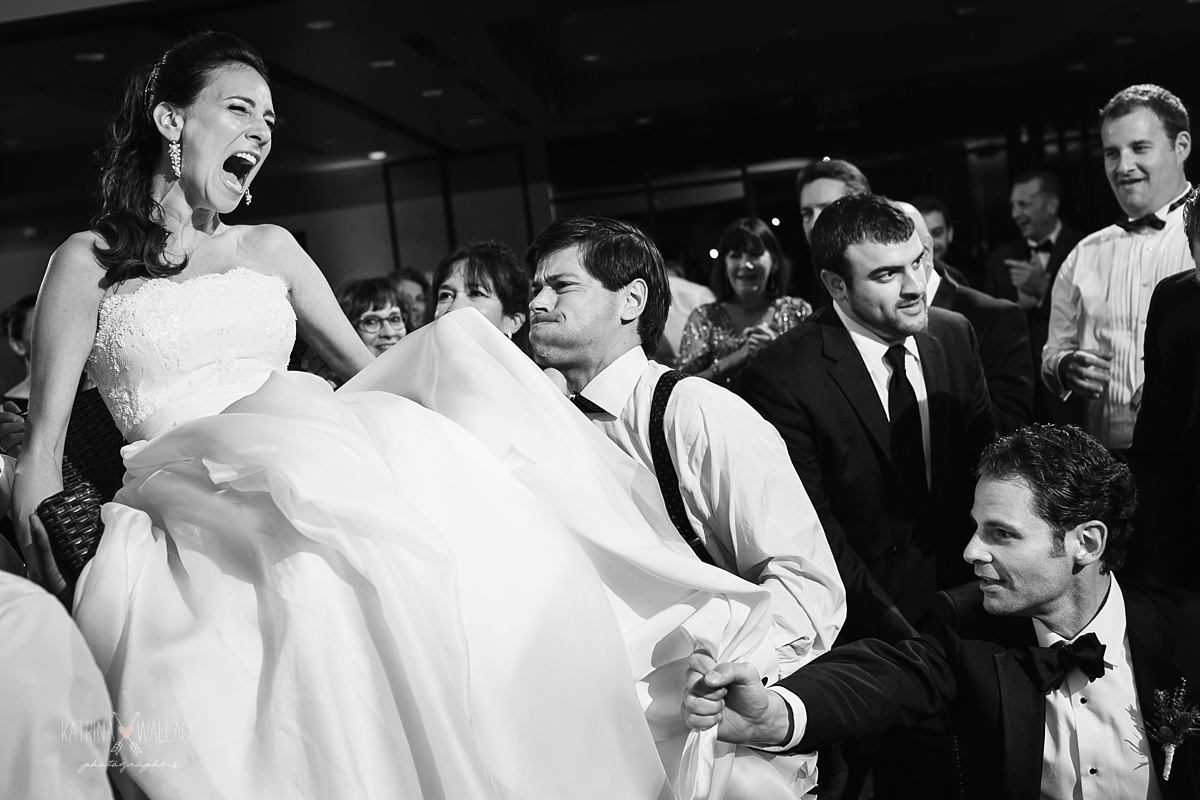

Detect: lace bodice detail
[88, 268, 296, 438]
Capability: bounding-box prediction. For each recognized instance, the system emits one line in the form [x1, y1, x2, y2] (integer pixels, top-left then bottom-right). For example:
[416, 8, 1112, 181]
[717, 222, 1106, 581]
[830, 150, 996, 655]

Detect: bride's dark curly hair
[92, 31, 269, 283]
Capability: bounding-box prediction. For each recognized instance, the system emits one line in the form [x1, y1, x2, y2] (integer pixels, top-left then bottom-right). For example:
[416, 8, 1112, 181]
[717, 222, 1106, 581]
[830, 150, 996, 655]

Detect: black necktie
[1027, 632, 1107, 693]
[571, 393, 604, 415]
[884, 345, 927, 499]
[1115, 193, 1189, 233]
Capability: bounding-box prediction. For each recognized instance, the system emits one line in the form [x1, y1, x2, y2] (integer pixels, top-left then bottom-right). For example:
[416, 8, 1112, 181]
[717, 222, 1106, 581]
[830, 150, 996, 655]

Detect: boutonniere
[1148, 678, 1200, 780]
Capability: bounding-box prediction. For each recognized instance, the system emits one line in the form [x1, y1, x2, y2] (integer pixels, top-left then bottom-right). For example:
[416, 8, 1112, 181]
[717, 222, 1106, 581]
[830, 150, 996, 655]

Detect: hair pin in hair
[144, 53, 168, 100]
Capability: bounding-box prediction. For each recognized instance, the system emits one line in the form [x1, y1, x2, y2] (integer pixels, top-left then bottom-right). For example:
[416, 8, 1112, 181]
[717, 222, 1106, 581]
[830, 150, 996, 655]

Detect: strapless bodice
[87, 268, 296, 439]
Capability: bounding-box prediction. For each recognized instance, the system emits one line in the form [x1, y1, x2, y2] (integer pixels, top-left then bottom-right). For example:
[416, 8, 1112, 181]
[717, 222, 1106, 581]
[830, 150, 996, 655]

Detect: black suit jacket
[742, 307, 995, 640]
[931, 266, 1034, 435]
[1128, 272, 1200, 587]
[783, 581, 1200, 800]
[984, 225, 1087, 424]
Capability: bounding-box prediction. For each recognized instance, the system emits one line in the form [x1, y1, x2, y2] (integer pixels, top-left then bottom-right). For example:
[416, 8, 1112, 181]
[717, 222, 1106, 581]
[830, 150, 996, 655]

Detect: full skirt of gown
[73, 309, 796, 800]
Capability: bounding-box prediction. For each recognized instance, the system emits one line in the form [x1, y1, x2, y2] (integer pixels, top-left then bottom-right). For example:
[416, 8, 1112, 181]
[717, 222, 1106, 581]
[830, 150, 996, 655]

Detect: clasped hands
[1004, 259, 1049, 309]
[681, 650, 790, 747]
[738, 323, 777, 362]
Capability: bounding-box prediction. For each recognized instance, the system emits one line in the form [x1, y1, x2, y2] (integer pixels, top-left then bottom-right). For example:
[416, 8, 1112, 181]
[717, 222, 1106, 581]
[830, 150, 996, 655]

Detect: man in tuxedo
[1128, 185, 1200, 588]
[984, 171, 1086, 424]
[1044, 84, 1194, 453]
[742, 193, 995, 641]
[526, 216, 846, 681]
[898, 201, 1034, 435]
[685, 424, 1200, 800]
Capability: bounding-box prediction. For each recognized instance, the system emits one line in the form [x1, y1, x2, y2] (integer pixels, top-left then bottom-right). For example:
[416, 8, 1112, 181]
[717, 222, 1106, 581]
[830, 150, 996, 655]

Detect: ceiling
[2, 0, 1200, 224]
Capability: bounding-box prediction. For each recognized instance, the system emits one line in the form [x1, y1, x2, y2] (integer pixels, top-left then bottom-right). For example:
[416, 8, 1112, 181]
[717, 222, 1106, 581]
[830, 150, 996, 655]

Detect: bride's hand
[18, 510, 72, 605]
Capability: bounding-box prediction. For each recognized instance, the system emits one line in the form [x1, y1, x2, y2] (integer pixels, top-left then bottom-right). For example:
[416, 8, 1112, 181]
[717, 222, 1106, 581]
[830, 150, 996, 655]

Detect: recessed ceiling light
[582, 54, 602, 63]
[369, 59, 396, 68]
[367, 151, 388, 161]
[306, 19, 335, 31]
[771, 218, 781, 227]
[709, 249, 719, 259]
[421, 88, 444, 98]
[74, 52, 105, 63]
[467, 117, 486, 126]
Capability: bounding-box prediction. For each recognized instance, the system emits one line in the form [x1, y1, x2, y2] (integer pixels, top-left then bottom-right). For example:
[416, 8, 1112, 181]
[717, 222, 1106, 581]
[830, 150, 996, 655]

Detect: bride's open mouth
[222, 151, 259, 193]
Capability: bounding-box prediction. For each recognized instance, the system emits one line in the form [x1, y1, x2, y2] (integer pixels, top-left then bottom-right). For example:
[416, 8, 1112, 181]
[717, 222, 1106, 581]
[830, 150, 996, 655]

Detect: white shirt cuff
[753, 686, 808, 753]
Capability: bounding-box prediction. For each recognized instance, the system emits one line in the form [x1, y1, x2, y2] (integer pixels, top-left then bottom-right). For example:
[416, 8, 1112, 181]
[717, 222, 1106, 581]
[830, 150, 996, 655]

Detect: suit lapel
[915, 327, 949, 500]
[820, 311, 893, 461]
[931, 268, 959, 311]
[1125, 585, 1189, 798]
[995, 643, 1046, 800]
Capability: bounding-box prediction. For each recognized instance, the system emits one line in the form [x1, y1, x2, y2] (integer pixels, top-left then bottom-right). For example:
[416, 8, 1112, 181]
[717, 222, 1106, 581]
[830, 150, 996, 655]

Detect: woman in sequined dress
[678, 218, 812, 391]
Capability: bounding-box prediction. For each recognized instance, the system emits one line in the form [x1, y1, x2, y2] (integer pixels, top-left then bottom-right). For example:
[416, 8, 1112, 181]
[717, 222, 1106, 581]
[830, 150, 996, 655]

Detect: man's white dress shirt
[1043, 187, 1193, 449]
[575, 346, 846, 678]
[1037, 576, 1162, 800]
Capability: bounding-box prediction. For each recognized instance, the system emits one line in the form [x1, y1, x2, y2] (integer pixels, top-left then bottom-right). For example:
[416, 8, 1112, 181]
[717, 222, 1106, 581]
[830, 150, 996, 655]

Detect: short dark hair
[975, 424, 1135, 573]
[525, 216, 670, 353]
[0, 293, 36, 344]
[433, 240, 531, 318]
[796, 157, 872, 197]
[336, 276, 404, 327]
[1012, 169, 1062, 201]
[1185, 185, 1200, 255]
[712, 218, 791, 302]
[1100, 84, 1191, 142]
[911, 194, 952, 228]
[809, 194, 915, 281]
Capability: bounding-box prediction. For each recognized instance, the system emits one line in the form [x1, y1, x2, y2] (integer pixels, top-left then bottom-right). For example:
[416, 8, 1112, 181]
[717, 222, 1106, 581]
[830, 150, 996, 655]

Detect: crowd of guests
[0, 27, 1196, 800]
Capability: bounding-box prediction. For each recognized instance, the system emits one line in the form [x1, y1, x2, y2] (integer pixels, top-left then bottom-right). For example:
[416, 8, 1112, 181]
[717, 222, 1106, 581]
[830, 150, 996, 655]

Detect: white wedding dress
[73, 268, 807, 800]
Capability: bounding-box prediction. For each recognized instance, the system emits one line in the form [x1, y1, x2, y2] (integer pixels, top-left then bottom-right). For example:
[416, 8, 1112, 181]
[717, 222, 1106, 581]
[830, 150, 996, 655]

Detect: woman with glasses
[336, 276, 407, 356]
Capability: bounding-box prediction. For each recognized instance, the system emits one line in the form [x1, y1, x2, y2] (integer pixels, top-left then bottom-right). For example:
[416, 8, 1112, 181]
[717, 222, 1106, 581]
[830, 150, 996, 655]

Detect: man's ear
[1046, 195, 1061, 216]
[1175, 130, 1192, 163]
[1067, 520, 1107, 570]
[820, 269, 847, 301]
[153, 102, 183, 140]
[621, 278, 648, 323]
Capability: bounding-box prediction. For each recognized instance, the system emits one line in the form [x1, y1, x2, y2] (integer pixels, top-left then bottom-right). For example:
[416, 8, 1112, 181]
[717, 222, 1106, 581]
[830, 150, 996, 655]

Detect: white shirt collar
[1026, 219, 1063, 250]
[1032, 573, 1122, 651]
[578, 346, 647, 417]
[832, 301, 920, 364]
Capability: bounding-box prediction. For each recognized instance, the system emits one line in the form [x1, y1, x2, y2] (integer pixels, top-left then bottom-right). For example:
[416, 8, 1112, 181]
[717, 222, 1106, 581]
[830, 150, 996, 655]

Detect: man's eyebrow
[866, 264, 907, 279]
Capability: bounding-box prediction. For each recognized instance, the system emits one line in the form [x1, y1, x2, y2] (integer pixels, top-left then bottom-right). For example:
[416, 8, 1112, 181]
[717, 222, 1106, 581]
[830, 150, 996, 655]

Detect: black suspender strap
[648, 370, 716, 566]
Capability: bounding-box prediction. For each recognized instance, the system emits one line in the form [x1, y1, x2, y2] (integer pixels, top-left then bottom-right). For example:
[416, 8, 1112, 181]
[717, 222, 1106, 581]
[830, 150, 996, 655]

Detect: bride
[12, 31, 784, 800]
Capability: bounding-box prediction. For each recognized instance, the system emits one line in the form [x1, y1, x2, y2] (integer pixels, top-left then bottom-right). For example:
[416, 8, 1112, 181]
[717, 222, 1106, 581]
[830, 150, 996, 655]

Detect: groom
[683, 424, 1200, 800]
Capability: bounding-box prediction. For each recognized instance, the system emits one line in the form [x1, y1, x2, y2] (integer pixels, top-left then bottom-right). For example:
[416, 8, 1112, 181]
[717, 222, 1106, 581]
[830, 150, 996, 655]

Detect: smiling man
[1043, 84, 1194, 453]
[683, 424, 1200, 800]
[526, 216, 845, 688]
[741, 193, 994, 643]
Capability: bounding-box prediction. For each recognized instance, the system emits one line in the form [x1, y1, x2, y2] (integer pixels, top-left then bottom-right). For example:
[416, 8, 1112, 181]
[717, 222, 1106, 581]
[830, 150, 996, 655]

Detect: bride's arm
[244, 224, 374, 381]
[12, 233, 106, 597]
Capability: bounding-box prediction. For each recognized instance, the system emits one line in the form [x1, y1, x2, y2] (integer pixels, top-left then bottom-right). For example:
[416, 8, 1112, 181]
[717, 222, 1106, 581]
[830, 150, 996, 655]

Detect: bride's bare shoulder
[44, 231, 109, 296]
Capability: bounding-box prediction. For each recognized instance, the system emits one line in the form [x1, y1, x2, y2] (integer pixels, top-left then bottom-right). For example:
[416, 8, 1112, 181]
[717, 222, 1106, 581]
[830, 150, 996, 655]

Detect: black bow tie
[1116, 214, 1166, 233]
[1029, 239, 1056, 254]
[1116, 194, 1189, 233]
[570, 393, 604, 415]
[1026, 632, 1107, 693]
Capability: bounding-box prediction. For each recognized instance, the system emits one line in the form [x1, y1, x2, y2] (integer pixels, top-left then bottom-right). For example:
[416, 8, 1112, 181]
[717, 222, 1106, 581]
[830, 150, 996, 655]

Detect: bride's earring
[169, 137, 182, 178]
[243, 190, 252, 206]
